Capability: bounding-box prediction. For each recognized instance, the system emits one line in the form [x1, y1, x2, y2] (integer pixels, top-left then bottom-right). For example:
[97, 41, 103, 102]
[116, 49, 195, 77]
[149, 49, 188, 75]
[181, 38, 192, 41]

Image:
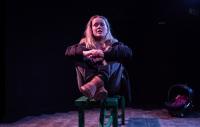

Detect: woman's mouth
[97, 29, 102, 33]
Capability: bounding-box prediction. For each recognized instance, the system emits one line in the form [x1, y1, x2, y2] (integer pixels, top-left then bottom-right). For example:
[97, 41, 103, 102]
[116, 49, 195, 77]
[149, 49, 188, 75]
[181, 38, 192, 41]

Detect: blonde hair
[80, 15, 118, 49]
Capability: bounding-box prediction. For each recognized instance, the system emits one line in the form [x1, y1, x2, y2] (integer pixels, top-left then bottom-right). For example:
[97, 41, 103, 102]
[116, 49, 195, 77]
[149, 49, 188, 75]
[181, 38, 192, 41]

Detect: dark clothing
[65, 42, 133, 102]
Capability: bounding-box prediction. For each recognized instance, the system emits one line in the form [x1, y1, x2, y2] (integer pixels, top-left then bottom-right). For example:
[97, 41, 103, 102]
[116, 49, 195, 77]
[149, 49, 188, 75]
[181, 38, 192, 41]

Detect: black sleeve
[104, 42, 133, 63]
[65, 43, 88, 61]
[65, 43, 97, 66]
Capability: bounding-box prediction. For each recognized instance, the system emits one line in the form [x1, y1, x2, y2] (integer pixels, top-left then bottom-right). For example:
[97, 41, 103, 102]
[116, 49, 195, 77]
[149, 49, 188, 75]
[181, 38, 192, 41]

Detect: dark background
[1, 0, 200, 122]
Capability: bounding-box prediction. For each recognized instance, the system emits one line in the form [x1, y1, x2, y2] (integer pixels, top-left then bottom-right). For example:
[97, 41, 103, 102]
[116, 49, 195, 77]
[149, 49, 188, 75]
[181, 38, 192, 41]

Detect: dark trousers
[75, 62, 125, 96]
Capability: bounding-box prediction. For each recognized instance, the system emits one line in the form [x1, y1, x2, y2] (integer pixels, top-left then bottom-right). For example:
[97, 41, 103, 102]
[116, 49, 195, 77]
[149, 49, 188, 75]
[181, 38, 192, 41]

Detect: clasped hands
[83, 49, 105, 63]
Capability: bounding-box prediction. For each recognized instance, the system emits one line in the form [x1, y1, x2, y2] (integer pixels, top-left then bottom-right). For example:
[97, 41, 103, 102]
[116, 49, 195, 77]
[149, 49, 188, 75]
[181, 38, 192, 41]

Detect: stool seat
[75, 95, 125, 127]
[75, 96, 98, 107]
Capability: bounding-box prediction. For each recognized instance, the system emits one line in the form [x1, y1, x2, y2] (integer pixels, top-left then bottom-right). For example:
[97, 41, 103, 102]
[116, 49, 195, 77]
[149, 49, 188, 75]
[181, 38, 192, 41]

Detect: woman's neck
[95, 41, 106, 50]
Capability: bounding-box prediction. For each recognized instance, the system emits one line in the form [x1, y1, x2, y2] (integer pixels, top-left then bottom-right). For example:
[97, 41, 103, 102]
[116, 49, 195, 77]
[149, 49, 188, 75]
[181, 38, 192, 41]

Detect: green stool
[75, 95, 125, 127]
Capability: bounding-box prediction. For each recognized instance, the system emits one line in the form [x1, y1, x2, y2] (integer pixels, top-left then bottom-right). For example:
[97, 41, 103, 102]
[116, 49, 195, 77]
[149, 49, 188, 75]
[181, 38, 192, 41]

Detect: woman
[65, 15, 133, 101]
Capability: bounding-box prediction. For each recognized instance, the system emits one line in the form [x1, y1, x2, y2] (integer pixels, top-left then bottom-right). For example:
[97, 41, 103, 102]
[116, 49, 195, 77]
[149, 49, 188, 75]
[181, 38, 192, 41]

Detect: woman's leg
[78, 62, 125, 100]
[75, 65, 108, 100]
[81, 75, 107, 100]
[92, 63, 124, 100]
[99, 62, 124, 96]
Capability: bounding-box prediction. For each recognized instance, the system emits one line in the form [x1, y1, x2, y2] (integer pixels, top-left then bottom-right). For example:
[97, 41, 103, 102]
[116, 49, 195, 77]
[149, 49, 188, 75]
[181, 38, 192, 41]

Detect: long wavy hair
[80, 15, 118, 49]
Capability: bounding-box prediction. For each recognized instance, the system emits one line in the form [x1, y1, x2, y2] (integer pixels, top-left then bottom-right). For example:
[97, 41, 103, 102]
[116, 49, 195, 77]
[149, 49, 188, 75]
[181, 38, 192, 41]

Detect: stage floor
[1, 107, 200, 127]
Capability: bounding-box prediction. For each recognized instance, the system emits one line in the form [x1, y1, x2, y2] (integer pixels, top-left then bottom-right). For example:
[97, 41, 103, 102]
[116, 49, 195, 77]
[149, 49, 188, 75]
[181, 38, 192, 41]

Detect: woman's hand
[104, 46, 112, 52]
[83, 49, 104, 58]
[83, 50, 92, 57]
[83, 49, 105, 63]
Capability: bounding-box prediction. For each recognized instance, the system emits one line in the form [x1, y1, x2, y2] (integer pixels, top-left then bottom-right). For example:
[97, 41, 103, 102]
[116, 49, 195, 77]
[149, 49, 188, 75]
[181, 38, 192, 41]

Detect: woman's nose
[97, 24, 102, 28]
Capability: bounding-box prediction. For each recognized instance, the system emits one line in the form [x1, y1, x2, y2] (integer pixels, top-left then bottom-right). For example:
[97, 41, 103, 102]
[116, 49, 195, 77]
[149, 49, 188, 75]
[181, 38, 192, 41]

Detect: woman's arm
[104, 42, 133, 63]
[65, 43, 101, 66]
[65, 43, 88, 61]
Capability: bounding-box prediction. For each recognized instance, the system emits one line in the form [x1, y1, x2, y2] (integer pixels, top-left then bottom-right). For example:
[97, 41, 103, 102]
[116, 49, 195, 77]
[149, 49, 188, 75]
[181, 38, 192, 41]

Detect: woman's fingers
[84, 49, 104, 59]
[91, 49, 104, 57]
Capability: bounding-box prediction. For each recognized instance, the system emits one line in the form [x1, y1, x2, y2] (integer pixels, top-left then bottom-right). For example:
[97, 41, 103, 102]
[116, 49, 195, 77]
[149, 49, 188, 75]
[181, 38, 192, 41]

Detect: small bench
[75, 95, 125, 127]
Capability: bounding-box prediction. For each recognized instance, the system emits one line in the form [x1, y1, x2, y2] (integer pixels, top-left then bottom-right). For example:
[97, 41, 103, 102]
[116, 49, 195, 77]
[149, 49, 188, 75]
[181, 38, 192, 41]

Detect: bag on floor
[165, 84, 193, 117]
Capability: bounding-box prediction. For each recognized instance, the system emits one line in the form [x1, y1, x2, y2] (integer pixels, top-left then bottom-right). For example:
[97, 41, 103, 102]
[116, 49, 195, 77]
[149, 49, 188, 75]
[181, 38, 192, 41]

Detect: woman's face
[91, 17, 108, 40]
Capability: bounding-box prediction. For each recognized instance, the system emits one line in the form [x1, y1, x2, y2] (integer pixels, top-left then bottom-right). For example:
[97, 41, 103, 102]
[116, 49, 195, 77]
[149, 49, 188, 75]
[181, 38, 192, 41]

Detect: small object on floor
[165, 84, 193, 117]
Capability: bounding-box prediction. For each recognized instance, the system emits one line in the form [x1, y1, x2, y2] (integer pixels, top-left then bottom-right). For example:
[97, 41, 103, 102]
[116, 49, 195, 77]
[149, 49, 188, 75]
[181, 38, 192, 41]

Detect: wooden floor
[1, 107, 200, 127]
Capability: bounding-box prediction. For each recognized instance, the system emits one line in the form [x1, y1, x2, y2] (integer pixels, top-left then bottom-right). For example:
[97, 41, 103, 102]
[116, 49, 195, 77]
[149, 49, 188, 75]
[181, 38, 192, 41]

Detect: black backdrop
[1, 0, 200, 122]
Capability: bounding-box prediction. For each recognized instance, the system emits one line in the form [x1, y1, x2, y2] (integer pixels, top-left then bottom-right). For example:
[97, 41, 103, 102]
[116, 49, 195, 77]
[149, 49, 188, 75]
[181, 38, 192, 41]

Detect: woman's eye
[93, 23, 98, 27]
[93, 23, 105, 27]
[100, 23, 105, 26]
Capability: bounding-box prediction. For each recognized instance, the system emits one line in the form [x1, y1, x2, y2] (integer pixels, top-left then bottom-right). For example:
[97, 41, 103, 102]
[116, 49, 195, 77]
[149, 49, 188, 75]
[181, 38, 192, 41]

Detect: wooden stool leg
[121, 96, 125, 125]
[78, 107, 84, 127]
[99, 106, 105, 127]
[112, 106, 118, 127]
